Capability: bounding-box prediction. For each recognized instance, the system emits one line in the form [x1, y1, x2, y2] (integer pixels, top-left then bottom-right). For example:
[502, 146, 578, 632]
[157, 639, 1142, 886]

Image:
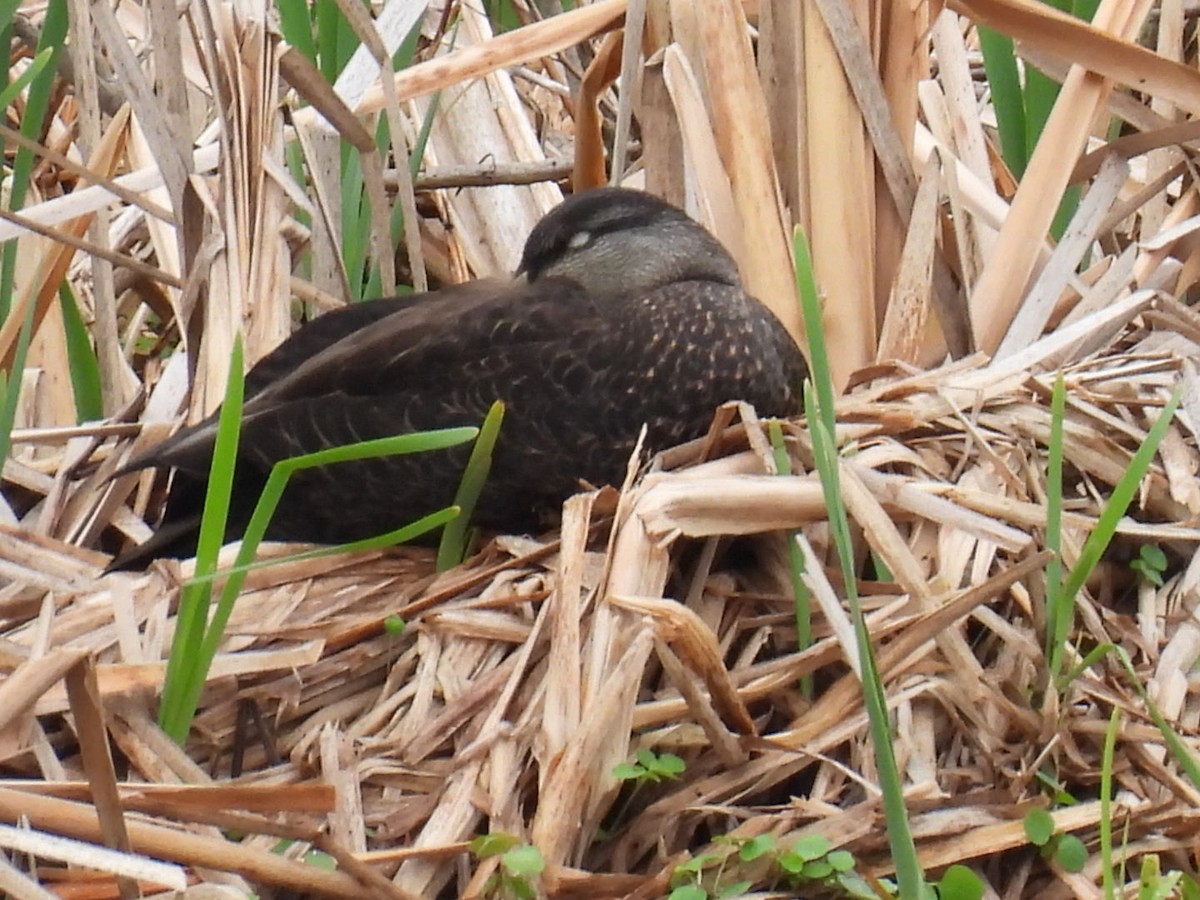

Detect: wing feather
[130, 277, 598, 475]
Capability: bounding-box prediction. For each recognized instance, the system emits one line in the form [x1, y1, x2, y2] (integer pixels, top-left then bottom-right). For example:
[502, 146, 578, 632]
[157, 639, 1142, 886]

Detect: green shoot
[0, 0, 67, 322]
[1136, 856, 1194, 900]
[1048, 385, 1182, 685]
[1129, 544, 1168, 588]
[159, 337, 248, 741]
[796, 223, 924, 897]
[471, 833, 544, 900]
[1024, 807, 1088, 873]
[767, 419, 811, 697]
[612, 748, 686, 786]
[437, 400, 504, 571]
[157, 333, 482, 740]
[0, 0, 67, 468]
[792, 228, 835, 444]
[668, 831, 885, 899]
[58, 284, 103, 422]
[805, 382, 923, 896]
[608, 747, 686, 832]
[669, 853, 724, 900]
[978, 29, 1026, 178]
[977, 0, 1098, 240]
[1065, 642, 1200, 791]
[0, 46, 52, 112]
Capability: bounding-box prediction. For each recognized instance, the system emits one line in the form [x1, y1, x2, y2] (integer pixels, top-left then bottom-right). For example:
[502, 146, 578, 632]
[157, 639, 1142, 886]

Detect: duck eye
[567, 230, 592, 250]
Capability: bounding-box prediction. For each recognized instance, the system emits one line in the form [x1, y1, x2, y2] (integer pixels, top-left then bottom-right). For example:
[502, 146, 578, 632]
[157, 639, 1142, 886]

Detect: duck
[110, 187, 808, 568]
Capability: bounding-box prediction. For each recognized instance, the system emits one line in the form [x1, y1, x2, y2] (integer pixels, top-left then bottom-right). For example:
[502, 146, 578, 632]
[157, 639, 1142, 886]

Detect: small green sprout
[733, 833, 775, 863]
[776, 834, 877, 897]
[934, 864, 985, 900]
[668, 852, 747, 900]
[1130, 544, 1168, 588]
[303, 848, 337, 870]
[471, 833, 544, 900]
[1135, 853, 1200, 900]
[667, 830, 910, 899]
[1024, 808, 1087, 873]
[612, 748, 686, 786]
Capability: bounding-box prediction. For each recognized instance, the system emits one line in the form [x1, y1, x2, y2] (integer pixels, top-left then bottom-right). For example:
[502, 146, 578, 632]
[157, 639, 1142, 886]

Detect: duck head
[517, 188, 742, 301]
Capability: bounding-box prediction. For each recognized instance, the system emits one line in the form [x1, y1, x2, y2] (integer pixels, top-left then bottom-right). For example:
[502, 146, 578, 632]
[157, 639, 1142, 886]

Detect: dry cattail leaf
[0, 107, 131, 372]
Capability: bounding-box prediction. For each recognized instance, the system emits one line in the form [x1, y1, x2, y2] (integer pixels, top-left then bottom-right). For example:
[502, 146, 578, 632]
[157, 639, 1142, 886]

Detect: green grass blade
[161, 420, 478, 740]
[278, 428, 478, 472]
[1117, 650, 1200, 791]
[160, 336, 246, 741]
[1023, 66, 1061, 165]
[191, 343, 246, 578]
[795, 225, 921, 890]
[195, 507, 461, 695]
[978, 28, 1027, 179]
[0, 0, 67, 468]
[0, 0, 24, 33]
[1050, 184, 1082, 243]
[1068, 642, 1200, 791]
[236, 426, 478, 560]
[792, 228, 835, 443]
[767, 419, 811, 697]
[276, 0, 317, 61]
[0, 0, 67, 323]
[0, 47, 52, 112]
[484, 0, 523, 32]
[437, 401, 504, 571]
[314, 0, 345, 83]
[1053, 386, 1182, 688]
[58, 284, 104, 423]
[1024, 58, 1082, 241]
[803, 383, 924, 897]
[183, 505, 462, 587]
[179, 425, 478, 597]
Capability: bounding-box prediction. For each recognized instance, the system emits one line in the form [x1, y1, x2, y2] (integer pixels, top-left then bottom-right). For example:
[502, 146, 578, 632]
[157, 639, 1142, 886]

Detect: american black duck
[112, 188, 808, 568]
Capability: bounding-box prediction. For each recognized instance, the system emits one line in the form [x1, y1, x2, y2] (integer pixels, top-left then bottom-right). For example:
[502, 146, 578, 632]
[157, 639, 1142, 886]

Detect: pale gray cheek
[546, 244, 628, 293]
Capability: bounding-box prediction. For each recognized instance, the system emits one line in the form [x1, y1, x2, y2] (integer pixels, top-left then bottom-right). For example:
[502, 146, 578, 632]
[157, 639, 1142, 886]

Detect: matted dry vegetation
[1, 0, 1200, 897]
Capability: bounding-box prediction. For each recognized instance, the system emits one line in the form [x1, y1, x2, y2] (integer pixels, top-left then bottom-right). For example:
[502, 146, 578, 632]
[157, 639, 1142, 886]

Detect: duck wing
[243, 292, 432, 397]
[125, 276, 599, 476]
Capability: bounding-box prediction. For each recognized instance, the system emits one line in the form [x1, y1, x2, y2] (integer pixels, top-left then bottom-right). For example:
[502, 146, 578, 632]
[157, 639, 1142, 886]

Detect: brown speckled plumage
[112, 188, 807, 568]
